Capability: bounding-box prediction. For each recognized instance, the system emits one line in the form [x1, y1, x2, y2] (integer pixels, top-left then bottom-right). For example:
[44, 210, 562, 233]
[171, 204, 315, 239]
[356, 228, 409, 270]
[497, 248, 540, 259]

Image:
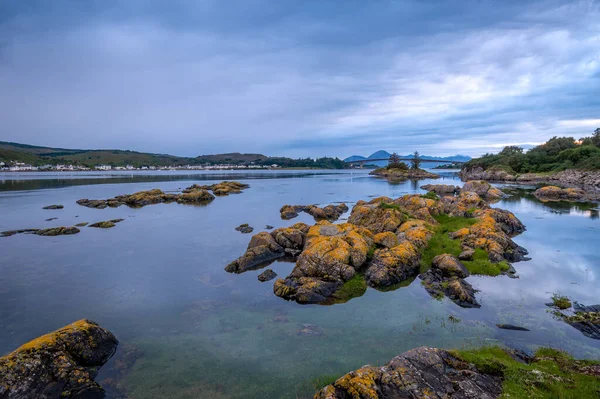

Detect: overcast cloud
[0, 0, 599, 158]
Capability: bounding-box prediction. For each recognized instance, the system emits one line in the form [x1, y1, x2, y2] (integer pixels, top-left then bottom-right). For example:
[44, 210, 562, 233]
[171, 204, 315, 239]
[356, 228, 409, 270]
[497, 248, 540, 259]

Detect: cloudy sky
[1, 1, 599, 158]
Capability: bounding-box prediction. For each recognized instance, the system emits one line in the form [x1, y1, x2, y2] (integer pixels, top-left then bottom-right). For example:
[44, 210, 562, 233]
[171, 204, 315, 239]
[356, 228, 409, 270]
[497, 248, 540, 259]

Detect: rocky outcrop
[235, 224, 254, 234]
[42, 205, 64, 210]
[370, 167, 440, 180]
[225, 223, 309, 273]
[554, 303, 600, 340]
[533, 186, 599, 202]
[257, 269, 277, 282]
[462, 181, 505, 201]
[77, 181, 247, 209]
[0, 319, 118, 399]
[273, 222, 374, 303]
[89, 219, 124, 229]
[279, 204, 349, 221]
[420, 254, 480, 308]
[314, 346, 502, 399]
[420, 184, 459, 195]
[2, 227, 81, 237]
[460, 166, 600, 192]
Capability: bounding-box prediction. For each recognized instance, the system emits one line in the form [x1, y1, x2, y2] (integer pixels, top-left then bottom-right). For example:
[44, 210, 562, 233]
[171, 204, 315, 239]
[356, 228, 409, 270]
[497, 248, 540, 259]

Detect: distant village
[0, 161, 280, 172]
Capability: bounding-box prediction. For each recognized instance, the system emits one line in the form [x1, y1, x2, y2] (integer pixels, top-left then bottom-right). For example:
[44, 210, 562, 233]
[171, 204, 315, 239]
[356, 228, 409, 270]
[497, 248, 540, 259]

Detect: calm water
[0, 170, 599, 398]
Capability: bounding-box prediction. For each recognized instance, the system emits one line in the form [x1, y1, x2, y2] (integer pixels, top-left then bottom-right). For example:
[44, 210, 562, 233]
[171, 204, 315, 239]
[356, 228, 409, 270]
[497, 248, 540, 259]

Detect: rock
[257, 269, 277, 282]
[365, 241, 420, 287]
[280, 204, 348, 221]
[432, 254, 469, 278]
[1, 229, 40, 237]
[89, 219, 125, 229]
[496, 324, 530, 331]
[555, 303, 600, 340]
[533, 186, 594, 202]
[35, 226, 80, 236]
[420, 184, 459, 195]
[176, 189, 215, 204]
[235, 223, 254, 234]
[0, 319, 118, 399]
[265, 225, 274, 229]
[75, 222, 89, 227]
[297, 324, 323, 337]
[347, 198, 407, 234]
[462, 180, 505, 201]
[42, 204, 64, 210]
[183, 181, 249, 196]
[314, 346, 501, 399]
[373, 232, 399, 248]
[45, 217, 58, 222]
[458, 248, 475, 260]
[420, 270, 480, 308]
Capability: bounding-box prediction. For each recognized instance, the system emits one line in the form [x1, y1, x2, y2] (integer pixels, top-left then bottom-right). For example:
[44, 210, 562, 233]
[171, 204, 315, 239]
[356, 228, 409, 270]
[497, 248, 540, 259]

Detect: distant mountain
[344, 150, 471, 167]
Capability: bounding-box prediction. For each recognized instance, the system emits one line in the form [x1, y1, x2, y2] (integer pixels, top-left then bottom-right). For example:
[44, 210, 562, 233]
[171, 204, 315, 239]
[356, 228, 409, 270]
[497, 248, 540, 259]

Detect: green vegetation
[421, 191, 439, 200]
[329, 275, 368, 304]
[551, 294, 572, 310]
[311, 374, 341, 391]
[455, 346, 600, 398]
[420, 214, 510, 276]
[464, 129, 600, 173]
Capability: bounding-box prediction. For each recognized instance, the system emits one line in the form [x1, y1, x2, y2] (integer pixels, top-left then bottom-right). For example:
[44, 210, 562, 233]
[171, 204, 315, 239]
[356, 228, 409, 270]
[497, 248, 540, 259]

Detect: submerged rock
[89, 219, 125, 229]
[42, 204, 64, 210]
[235, 223, 254, 234]
[314, 346, 501, 399]
[0, 319, 118, 399]
[297, 323, 323, 337]
[279, 203, 349, 221]
[257, 269, 277, 282]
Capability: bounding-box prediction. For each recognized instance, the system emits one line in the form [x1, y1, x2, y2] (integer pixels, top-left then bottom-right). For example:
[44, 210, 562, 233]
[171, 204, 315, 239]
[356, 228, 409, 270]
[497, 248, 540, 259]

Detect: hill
[0, 141, 347, 169]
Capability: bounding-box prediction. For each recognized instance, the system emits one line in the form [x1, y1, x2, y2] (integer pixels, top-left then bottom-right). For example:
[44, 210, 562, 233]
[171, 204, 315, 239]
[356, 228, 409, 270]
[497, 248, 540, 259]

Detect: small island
[369, 152, 440, 180]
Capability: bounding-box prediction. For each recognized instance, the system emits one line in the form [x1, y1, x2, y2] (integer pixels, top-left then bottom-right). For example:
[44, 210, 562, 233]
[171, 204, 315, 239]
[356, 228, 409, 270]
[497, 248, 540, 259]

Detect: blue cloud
[0, 0, 598, 158]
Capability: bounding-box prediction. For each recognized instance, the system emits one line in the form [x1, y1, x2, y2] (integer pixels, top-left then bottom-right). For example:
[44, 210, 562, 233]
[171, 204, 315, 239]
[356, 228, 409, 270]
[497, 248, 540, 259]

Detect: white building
[95, 164, 112, 171]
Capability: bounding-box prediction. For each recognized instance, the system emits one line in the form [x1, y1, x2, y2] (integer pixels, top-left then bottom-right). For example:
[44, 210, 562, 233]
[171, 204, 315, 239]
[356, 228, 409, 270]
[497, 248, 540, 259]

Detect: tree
[592, 128, 600, 147]
[410, 151, 422, 170]
[387, 152, 407, 170]
[499, 146, 523, 155]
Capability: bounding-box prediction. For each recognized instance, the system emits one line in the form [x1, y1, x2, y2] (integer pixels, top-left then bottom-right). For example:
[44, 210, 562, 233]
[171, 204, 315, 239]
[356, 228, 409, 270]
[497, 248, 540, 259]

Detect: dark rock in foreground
[315, 346, 502, 399]
[235, 224, 254, 234]
[279, 203, 349, 221]
[42, 205, 64, 210]
[257, 269, 277, 282]
[0, 319, 118, 399]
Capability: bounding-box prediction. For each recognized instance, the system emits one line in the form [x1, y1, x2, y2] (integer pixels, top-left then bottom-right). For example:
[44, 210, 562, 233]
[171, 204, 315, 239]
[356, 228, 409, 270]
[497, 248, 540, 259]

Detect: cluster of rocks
[227, 187, 527, 306]
[76, 181, 249, 209]
[460, 166, 600, 193]
[89, 219, 125, 229]
[280, 203, 349, 221]
[533, 185, 598, 202]
[370, 167, 440, 180]
[0, 319, 118, 399]
[422, 181, 506, 201]
[314, 346, 502, 399]
[235, 223, 254, 234]
[550, 302, 600, 340]
[1, 226, 81, 237]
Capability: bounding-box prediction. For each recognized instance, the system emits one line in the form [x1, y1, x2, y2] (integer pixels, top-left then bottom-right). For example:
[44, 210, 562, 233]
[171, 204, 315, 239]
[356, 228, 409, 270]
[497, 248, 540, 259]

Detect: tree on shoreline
[411, 151, 421, 170]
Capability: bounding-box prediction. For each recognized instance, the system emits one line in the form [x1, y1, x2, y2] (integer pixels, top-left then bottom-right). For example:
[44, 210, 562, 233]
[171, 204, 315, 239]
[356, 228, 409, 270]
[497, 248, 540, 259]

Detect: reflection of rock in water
[100, 344, 144, 398]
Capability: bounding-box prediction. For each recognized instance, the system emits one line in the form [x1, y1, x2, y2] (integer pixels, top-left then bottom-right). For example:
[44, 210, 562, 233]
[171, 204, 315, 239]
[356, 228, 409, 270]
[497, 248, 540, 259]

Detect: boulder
[35, 227, 80, 236]
[420, 184, 459, 195]
[176, 189, 215, 204]
[534, 186, 589, 202]
[420, 270, 480, 308]
[280, 204, 349, 221]
[314, 346, 501, 399]
[89, 219, 124, 229]
[432, 254, 469, 278]
[462, 180, 505, 201]
[257, 269, 277, 282]
[235, 224, 254, 234]
[373, 232, 399, 248]
[365, 241, 420, 287]
[0, 319, 118, 399]
[458, 249, 475, 260]
[280, 205, 301, 219]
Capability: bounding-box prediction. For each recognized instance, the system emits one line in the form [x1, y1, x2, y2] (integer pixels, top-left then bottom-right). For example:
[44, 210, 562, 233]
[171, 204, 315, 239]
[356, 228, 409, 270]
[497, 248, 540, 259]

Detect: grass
[454, 346, 600, 398]
[328, 274, 368, 304]
[551, 294, 572, 310]
[419, 214, 510, 276]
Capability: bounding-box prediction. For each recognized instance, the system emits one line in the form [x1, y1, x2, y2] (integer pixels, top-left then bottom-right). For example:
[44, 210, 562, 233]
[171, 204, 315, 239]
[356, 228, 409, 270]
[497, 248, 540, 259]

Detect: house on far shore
[95, 164, 112, 171]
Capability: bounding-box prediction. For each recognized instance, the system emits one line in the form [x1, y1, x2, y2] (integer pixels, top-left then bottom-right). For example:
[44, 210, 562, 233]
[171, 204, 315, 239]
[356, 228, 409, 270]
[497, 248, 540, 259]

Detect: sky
[0, 0, 599, 159]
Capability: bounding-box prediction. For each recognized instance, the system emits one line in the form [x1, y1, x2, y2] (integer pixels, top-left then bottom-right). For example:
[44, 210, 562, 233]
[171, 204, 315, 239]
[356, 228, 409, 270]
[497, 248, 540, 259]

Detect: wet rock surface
[0, 319, 118, 399]
[314, 346, 502, 399]
[77, 181, 248, 209]
[257, 269, 277, 282]
[235, 223, 254, 234]
[89, 219, 125, 229]
[279, 203, 349, 221]
[42, 204, 64, 210]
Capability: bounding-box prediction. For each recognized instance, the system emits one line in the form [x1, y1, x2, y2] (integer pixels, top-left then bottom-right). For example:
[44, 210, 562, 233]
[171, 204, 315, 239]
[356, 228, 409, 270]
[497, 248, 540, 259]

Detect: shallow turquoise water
[0, 170, 598, 398]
